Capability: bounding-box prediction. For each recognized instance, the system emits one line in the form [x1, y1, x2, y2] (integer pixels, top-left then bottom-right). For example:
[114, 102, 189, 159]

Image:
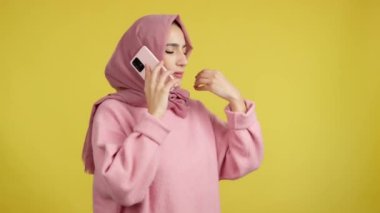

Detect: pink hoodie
[82, 14, 264, 213]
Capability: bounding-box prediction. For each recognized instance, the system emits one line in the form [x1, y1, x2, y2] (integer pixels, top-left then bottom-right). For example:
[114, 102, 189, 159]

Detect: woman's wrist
[228, 96, 246, 113]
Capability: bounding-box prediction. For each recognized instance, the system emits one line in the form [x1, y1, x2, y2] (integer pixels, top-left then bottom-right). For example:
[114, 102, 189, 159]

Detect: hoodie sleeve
[91, 100, 170, 206]
[210, 100, 264, 180]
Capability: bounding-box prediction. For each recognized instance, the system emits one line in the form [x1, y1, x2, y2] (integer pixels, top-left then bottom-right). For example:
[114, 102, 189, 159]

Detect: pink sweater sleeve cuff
[224, 100, 257, 129]
[133, 112, 171, 145]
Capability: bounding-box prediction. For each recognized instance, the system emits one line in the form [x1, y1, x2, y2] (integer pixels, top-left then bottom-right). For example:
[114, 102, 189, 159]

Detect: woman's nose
[177, 52, 188, 68]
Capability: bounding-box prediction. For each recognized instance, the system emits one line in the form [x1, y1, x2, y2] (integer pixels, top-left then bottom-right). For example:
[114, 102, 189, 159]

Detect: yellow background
[1, 0, 379, 212]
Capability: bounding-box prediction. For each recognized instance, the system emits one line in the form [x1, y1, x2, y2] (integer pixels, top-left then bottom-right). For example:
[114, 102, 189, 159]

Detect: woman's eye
[165, 50, 174, 54]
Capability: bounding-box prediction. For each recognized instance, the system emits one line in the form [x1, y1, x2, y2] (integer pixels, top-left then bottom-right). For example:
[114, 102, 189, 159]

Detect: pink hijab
[82, 14, 193, 174]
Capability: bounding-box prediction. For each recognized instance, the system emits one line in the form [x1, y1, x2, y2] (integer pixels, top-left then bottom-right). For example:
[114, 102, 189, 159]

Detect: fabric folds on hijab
[82, 14, 193, 174]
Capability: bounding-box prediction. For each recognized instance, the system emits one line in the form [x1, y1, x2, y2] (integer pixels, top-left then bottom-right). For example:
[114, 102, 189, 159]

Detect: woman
[82, 14, 264, 213]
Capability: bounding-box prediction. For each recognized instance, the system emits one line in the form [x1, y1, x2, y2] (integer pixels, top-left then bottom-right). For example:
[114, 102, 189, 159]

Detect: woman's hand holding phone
[144, 61, 181, 119]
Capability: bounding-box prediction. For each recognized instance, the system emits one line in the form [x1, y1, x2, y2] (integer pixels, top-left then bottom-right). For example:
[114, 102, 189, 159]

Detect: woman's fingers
[145, 65, 152, 81]
[144, 65, 152, 92]
[150, 61, 164, 85]
[194, 77, 211, 86]
[146, 61, 178, 90]
[195, 69, 215, 78]
[157, 69, 176, 88]
[194, 83, 210, 91]
[193, 70, 223, 92]
[164, 78, 181, 92]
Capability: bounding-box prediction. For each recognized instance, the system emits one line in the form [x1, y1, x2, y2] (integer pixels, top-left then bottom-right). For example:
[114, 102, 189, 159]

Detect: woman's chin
[175, 81, 182, 88]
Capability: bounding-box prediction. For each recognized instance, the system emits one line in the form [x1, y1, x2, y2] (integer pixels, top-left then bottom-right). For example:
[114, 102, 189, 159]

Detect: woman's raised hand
[144, 61, 181, 118]
[194, 69, 246, 112]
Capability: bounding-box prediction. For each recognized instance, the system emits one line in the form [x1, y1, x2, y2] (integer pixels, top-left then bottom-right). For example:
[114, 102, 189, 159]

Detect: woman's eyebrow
[166, 43, 187, 48]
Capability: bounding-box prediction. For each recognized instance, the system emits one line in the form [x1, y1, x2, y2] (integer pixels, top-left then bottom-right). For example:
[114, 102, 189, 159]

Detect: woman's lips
[173, 72, 184, 79]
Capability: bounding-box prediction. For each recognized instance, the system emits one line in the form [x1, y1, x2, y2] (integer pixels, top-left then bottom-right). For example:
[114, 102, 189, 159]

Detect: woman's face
[163, 24, 188, 86]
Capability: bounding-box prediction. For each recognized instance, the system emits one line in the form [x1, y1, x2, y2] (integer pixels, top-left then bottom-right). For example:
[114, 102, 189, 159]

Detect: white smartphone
[130, 45, 173, 80]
